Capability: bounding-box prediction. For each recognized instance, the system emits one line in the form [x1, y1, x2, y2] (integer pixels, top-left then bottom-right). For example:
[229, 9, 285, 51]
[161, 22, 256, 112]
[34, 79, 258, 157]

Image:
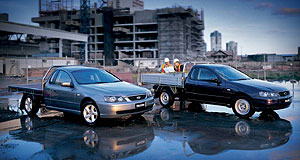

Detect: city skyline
[0, 0, 299, 55]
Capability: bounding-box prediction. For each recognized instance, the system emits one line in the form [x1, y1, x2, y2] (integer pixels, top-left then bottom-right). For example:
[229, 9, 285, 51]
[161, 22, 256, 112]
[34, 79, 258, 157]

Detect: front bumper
[253, 96, 292, 111]
[96, 97, 154, 118]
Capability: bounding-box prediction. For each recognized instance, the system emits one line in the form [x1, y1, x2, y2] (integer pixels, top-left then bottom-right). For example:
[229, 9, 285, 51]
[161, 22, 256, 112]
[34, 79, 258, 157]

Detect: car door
[44, 70, 59, 107]
[51, 71, 76, 110]
[192, 68, 228, 105]
[185, 67, 200, 101]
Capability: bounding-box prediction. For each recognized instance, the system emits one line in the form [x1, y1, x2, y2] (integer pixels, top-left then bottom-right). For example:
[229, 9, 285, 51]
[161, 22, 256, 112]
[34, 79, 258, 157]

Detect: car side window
[49, 71, 58, 84]
[190, 68, 200, 80]
[198, 68, 218, 80]
[55, 71, 72, 85]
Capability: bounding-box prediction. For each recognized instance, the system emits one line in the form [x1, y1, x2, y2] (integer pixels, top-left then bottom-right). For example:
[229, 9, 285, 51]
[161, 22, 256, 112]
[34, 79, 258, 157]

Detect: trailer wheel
[159, 89, 174, 107]
[21, 95, 39, 116]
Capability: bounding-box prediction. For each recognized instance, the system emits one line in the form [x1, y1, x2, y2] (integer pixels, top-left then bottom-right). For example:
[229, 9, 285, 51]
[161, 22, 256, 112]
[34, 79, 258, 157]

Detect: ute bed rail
[141, 73, 186, 88]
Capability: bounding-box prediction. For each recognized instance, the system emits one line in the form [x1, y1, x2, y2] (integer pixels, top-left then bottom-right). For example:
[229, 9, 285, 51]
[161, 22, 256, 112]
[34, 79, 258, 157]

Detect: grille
[279, 91, 289, 97]
[128, 94, 146, 101]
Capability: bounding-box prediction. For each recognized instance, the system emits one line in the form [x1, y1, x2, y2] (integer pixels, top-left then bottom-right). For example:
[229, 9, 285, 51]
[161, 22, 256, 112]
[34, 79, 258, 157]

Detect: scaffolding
[39, 0, 74, 16]
[157, 6, 205, 61]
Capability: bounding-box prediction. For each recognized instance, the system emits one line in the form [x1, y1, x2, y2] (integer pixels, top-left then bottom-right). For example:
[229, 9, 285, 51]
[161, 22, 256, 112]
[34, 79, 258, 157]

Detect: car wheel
[21, 95, 39, 116]
[232, 96, 255, 119]
[81, 101, 100, 126]
[159, 89, 174, 107]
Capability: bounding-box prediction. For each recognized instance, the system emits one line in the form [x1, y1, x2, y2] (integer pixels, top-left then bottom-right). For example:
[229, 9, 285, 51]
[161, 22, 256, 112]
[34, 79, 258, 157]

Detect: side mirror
[61, 82, 73, 87]
[210, 78, 220, 84]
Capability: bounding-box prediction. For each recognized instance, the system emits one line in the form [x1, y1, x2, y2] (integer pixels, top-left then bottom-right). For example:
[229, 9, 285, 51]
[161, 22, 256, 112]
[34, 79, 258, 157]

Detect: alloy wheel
[25, 97, 33, 112]
[83, 104, 98, 124]
[235, 99, 250, 115]
[160, 92, 170, 105]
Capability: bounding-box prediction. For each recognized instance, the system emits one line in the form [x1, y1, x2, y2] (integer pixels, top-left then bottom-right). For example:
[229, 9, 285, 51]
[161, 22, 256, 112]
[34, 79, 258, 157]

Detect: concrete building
[226, 41, 237, 56]
[0, 13, 40, 58]
[107, 0, 144, 14]
[32, 0, 205, 67]
[210, 31, 222, 51]
[0, 17, 88, 75]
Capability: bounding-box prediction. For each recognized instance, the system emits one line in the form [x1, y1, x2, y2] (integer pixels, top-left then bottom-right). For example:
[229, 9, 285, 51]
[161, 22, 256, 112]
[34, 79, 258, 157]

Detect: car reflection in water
[152, 105, 293, 156]
[9, 116, 154, 160]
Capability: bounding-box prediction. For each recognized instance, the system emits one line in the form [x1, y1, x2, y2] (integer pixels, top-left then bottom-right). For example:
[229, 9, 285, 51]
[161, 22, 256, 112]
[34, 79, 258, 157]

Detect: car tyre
[20, 94, 39, 116]
[232, 96, 255, 119]
[159, 89, 174, 107]
[81, 101, 100, 126]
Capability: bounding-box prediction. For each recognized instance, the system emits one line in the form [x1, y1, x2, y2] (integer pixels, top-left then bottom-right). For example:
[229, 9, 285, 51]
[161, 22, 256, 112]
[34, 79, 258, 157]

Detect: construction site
[0, 0, 205, 74]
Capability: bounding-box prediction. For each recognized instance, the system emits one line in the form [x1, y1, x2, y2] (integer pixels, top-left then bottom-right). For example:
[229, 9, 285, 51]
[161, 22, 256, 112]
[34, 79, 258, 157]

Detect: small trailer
[141, 73, 187, 107]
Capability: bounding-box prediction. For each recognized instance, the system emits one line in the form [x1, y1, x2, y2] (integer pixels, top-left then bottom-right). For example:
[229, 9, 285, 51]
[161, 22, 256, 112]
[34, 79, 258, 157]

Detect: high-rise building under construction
[32, 0, 205, 67]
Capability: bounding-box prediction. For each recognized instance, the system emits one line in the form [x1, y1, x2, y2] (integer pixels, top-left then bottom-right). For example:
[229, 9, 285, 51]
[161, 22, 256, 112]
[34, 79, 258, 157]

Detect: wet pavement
[0, 82, 299, 160]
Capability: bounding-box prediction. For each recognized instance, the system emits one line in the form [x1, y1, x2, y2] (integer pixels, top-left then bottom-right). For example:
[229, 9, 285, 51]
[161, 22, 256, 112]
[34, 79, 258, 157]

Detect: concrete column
[85, 42, 88, 63]
[59, 39, 63, 57]
[133, 15, 136, 60]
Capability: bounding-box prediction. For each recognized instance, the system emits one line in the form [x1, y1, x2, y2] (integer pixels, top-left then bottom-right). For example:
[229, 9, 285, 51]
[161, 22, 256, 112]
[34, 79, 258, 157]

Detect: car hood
[80, 81, 147, 96]
[231, 79, 288, 92]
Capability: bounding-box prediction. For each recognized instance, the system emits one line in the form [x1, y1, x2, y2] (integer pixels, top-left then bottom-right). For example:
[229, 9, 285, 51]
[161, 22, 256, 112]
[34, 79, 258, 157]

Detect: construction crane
[99, 0, 107, 8]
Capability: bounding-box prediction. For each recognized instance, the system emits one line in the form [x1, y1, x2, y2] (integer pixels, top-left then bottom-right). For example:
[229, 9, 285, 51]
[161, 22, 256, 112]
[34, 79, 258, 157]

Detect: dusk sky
[0, 0, 299, 55]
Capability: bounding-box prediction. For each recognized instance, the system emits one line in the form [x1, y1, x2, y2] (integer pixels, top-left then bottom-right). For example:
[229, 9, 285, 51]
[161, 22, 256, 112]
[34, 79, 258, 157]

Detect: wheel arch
[80, 97, 97, 111]
[231, 92, 253, 106]
[154, 85, 174, 98]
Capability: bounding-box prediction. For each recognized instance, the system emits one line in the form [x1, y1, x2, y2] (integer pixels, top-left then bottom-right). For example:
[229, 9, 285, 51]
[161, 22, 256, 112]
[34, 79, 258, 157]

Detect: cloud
[255, 2, 273, 10]
[273, 8, 300, 16]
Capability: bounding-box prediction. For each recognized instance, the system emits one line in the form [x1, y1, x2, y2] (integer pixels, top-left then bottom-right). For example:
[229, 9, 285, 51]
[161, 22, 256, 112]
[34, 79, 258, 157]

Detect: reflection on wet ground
[153, 108, 292, 155]
[0, 82, 299, 160]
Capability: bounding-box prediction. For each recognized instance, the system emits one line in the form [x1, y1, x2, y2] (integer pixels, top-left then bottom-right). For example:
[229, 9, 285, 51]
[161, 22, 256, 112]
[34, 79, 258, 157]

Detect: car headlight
[259, 91, 279, 97]
[104, 96, 126, 103]
[146, 90, 153, 98]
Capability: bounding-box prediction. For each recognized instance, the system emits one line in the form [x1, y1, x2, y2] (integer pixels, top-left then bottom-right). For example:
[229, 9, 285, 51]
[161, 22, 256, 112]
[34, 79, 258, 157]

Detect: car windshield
[214, 66, 251, 81]
[72, 69, 121, 84]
